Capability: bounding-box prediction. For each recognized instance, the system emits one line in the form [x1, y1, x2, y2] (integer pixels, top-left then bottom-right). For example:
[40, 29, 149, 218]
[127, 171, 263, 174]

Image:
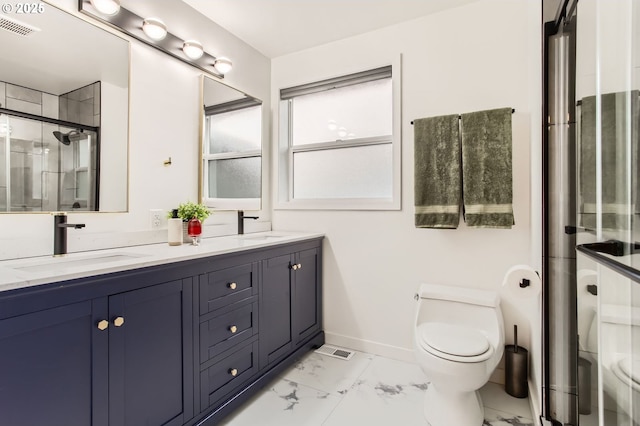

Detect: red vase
[187, 218, 202, 245]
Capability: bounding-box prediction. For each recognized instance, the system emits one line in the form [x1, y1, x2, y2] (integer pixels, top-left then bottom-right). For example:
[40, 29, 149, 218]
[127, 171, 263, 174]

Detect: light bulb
[338, 127, 347, 138]
[90, 0, 120, 15]
[142, 18, 167, 41]
[327, 119, 337, 131]
[183, 40, 204, 60]
[213, 57, 233, 74]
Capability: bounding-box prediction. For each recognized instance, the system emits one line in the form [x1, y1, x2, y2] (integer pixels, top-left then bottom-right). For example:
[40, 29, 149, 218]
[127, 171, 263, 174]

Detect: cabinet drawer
[200, 263, 258, 314]
[200, 300, 258, 362]
[200, 339, 259, 410]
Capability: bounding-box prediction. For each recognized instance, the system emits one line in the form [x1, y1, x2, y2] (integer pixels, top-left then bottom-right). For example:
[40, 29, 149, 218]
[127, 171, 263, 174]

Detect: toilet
[586, 303, 640, 422]
[414, 283, 504, 426]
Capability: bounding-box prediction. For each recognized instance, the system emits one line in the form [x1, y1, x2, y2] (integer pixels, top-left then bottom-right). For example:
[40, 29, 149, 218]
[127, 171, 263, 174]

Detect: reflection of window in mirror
[202, 87, 262, 210]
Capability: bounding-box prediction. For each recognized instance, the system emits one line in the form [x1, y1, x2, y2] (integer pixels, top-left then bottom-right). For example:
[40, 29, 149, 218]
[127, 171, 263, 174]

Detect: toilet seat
[612, 357, 640, 391]
[418, 322, 493, 363]
[618, 357, 640, 384]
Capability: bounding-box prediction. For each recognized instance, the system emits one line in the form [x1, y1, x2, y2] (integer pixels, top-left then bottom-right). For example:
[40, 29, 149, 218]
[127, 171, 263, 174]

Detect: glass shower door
[575, 0, 640, 424]
[0, 113, 99, 212]
[57, 126, 97, 211]
[0, 114, 47, 212]
[0, 114, 8, 211]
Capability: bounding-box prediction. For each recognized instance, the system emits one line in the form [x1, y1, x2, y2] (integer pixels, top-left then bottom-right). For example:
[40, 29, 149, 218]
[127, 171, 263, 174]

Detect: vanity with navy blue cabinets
[0, 234, 323, 426]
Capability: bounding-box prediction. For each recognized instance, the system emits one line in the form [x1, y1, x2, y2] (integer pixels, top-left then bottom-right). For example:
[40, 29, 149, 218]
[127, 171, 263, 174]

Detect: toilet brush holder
[505, 325, 528, 398]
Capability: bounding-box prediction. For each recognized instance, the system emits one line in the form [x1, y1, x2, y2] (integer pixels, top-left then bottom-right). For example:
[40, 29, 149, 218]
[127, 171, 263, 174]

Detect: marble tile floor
[218, 348, 535, 426]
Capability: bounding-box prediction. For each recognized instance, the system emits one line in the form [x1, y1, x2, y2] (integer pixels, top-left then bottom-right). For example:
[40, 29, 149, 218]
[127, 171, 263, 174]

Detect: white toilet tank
[587, 304, 640, 356]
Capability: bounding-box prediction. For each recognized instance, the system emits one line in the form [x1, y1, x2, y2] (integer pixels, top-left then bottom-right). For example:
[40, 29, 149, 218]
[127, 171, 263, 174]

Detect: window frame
[276, 61, 401, 211]
[202, 100, 262, 211]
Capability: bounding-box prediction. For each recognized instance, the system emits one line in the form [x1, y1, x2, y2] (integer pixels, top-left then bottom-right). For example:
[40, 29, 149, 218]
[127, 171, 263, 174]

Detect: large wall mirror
[200, 75, 262, 210]
[0, 0, 129, 213]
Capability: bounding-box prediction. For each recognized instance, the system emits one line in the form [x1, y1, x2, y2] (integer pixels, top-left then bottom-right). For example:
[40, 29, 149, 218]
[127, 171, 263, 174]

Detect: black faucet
[237, 210, 258, 235]
[53, 213, 85, 256]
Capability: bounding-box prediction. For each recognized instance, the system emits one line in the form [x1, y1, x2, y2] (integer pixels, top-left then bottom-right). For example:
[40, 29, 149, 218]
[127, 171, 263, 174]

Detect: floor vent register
[314, 344, 355, 361]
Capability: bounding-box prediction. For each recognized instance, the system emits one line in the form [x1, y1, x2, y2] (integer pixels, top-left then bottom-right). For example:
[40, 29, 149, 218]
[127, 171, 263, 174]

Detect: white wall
[0, 0, 271, 260]
[99, 80, 128, 211]
[271, 0, 542, 413]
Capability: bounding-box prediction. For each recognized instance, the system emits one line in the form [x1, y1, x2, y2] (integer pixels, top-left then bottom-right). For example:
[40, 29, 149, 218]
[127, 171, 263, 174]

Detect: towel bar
[411, 108, 515, 125]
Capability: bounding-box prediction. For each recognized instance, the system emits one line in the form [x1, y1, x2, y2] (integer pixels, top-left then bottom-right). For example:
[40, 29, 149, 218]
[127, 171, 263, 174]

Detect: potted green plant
[174, 201, 210, 222]
[169, 202, 211, 244]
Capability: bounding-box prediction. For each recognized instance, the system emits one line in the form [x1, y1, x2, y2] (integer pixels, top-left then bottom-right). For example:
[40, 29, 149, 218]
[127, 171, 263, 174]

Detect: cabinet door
[0, 301, 101, 426]
[108, 279, 193, 426]
[260, 253, 293, 367]
[292, 248, 321, 345]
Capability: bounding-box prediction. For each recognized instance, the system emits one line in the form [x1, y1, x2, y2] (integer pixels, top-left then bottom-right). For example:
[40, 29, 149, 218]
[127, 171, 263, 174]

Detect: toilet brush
[505, 324, 528, 398]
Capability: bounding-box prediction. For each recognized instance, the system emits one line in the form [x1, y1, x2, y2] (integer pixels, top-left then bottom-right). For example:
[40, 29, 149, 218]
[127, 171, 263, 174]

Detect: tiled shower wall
[0, 82, 59, 118]
[60, 83, 101, 127]
[0, 81, 100, 211]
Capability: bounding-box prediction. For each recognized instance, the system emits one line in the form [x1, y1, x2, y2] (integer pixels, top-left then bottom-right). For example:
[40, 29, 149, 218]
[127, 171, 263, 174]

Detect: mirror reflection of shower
[53, 129, 85, 146]
[0, 112, 99, 212]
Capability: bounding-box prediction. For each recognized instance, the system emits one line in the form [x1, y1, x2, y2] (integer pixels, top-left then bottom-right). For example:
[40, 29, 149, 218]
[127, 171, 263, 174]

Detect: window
[278, 65, 400, 210]
[202, 98, 262, 210]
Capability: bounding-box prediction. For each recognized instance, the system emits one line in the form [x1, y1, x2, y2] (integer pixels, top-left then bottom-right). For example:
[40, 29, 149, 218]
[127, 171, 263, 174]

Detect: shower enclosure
[543, 0, 640, 425]
[0, 110, 99, 212]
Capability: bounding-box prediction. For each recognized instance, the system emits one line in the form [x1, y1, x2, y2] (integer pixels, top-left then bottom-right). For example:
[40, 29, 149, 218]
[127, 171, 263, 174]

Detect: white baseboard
[324, 332, 415, 363]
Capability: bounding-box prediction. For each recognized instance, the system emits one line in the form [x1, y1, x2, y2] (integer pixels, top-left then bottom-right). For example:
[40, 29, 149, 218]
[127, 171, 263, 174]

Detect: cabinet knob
[229, 368, 238, 377]
[113, 316, 125, 327]
[229, 325, 238, 333]
[291, 264, 298, 270]
[297, 263, 302, 269]
[228, 282, 237, 290]
[97, 320, 109, 331]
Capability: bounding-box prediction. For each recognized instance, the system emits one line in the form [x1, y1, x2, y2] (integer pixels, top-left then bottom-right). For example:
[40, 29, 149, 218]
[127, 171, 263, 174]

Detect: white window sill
[274, 197, 400, 211]
[204, 198, 261, 211]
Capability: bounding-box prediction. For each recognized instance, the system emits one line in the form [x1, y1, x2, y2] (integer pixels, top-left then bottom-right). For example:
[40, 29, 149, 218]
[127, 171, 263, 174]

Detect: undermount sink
[8, 253, 147, 273]
[236, 234, 285, 242]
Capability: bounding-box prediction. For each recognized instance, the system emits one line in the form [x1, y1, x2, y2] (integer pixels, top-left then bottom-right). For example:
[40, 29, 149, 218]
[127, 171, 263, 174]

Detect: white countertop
[0, 231, 324, 293]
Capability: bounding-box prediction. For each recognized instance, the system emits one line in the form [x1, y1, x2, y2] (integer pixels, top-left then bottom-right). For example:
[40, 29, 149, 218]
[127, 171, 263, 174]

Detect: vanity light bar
[78, 0, 227, 79]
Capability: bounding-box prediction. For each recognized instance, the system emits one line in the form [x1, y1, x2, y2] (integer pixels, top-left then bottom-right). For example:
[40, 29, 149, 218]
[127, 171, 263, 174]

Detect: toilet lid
[419, 322, 490, 357]
[618, 357, 640, 385]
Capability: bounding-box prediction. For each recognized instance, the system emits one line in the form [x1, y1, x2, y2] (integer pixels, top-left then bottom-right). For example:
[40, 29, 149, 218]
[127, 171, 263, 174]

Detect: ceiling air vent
[0, 14, 40, 37]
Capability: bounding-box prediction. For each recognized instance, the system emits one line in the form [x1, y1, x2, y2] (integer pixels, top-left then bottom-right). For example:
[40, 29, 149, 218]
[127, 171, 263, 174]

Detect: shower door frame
[543, 0, 579, 425]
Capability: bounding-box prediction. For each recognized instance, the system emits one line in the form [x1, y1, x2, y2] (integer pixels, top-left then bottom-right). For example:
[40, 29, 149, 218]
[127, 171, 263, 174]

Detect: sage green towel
[579, 91, 639, 230]
[460, 108, 514, 228]
[414, 115, 461, 229]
